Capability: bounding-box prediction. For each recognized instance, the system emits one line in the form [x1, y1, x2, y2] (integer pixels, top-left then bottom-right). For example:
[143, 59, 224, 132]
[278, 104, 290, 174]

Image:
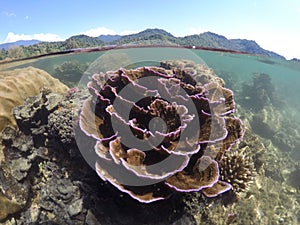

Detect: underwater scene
[0, 47, 299, 225]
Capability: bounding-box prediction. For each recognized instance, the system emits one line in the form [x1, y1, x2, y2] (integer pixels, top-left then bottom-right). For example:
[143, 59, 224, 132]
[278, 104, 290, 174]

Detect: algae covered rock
[0, 193, 22, 221]
[0, 127, 32, 221]
[0, 66, 68, 132]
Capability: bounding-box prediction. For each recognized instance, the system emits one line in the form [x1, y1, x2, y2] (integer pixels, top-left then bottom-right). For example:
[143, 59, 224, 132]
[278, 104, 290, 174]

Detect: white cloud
[3, 32, 63, 43]
[81, 27, 117, 37]
[25, 15, 29, 20]
[3, 11, 16, 17]
[297, 8, 300, 13]
[81, 27, 138, 37]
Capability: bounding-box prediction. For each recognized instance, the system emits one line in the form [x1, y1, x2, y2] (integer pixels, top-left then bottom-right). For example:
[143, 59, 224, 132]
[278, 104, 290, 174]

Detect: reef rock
[0, 66, 68, 132]
[240, 72, 280, 112]
[250, 106, 283, 138]
[0, 127, 32, 221]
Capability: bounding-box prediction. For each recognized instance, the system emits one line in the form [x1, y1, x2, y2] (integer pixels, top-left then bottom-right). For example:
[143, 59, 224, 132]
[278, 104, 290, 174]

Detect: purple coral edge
[79, 99, 117, 146]
[208, 98, 235, 116]
[107, 103, 197, 156]
[222, 86, 236, 115]
[203, 82, 236, 116]
[120, 72, 160, 97]
[202, 181, 233, 197]
[192, 95, 233, 117]
[225, 117, 245, 152]
[144, 67, 174, 79]
[120, 154, 190, 180]
[200, 110, 229, 144]
[108, 109, 149, 139]
[79, 98, 102, 141]
[162, 140, 201, 156]
[156, 77, 190, 102]
[94, 141, 112, 161]
[164, 156, 220, 192]
[95, 163, 167, 203]
[87, 79, 104, 99]
[101, 109, 192, 180]
[112, 89, 149, 116]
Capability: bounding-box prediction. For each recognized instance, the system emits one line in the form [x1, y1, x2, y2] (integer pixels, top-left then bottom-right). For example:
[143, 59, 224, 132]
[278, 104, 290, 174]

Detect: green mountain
[230, 39, 283, 59]
[0, 40, 41, 50]
[103, 30, 284, 59]
[178, 32, 232, 48]
[65, 35, 104, 48]
[0, 28, 286, 60]
[110, 28, 177, 45]
[176, 32, 284, 59]
[290, 58, 300, 62]
[98, 34, 121, 43]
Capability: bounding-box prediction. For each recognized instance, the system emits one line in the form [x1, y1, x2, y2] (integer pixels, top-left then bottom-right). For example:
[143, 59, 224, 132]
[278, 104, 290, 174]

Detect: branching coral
[77, 61, 244, 203]
[219, 146, 256, 193]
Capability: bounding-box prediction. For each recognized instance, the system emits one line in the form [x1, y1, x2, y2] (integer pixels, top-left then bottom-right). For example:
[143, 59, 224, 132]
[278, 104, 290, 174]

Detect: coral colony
[0, 67, 68, 132]
[220, 147, 256, 193]
[79, 61, 244, 203]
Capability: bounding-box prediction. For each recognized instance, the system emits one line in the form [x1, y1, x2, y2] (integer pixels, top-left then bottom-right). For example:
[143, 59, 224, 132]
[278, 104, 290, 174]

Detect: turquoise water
[194, 50, 300, 120]
[4, 47, 300, 117]
[6, 51, 105, 76]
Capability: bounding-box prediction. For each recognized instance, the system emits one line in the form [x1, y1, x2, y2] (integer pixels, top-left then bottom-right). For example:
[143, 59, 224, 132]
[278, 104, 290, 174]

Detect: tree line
[0, 35, 105, 61]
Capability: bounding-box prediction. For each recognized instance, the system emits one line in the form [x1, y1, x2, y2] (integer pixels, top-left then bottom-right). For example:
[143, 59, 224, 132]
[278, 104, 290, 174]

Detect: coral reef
[180, 128, 300, 225]
[161, 59, 225, 86]
[237, 73, 300, 154]
[0, 67, 68, 132]
[0, 64, 298, 224]
[240, 72, 280, 112]
[286, 167, 300, 190]
[238, 72, 300, 158]
[272, 113, 300, 153]
[78, 61, 244, 202]
[250, 105, 283, 139]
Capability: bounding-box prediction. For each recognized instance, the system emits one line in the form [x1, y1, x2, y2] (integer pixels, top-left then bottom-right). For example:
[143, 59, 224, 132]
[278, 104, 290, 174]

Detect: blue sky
[0, 0, 299, 59]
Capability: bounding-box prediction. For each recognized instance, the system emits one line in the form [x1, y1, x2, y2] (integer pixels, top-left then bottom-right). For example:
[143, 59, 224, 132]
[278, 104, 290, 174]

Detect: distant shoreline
[0, 45, 254, 65]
